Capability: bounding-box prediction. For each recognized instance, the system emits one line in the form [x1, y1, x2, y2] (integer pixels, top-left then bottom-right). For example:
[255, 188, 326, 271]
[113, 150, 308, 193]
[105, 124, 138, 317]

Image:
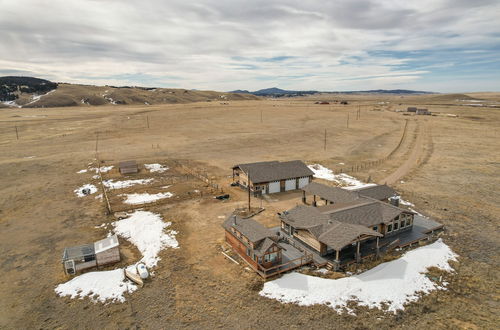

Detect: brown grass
[0, 94, 499, 329]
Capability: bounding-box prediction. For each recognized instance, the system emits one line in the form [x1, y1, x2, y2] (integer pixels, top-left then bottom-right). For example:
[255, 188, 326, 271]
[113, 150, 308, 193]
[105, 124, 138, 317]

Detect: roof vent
[233, 215, 237, 225]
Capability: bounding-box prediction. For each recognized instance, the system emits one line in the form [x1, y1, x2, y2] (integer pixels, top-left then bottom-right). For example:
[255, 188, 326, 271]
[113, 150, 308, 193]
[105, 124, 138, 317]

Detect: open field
[0, 93, 499, 329]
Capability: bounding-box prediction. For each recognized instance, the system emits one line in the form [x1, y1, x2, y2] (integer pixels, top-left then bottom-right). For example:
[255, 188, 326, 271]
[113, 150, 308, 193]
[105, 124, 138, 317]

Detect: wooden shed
[119, 160, 138, 174]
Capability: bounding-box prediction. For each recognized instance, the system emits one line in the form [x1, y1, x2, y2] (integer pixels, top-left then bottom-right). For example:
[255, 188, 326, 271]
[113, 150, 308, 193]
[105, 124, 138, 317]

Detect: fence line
[339, 119, 409, 175]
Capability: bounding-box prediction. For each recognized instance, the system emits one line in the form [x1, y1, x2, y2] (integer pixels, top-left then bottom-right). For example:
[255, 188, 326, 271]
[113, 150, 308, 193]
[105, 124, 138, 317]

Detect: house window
[394, 221, 399, 230]
[264, 252, 278, 263]
[387, 224, 393, 232]
[401, 219, 406, 228]
[246, 247, 251, 256]
[372, 226, 378, 232]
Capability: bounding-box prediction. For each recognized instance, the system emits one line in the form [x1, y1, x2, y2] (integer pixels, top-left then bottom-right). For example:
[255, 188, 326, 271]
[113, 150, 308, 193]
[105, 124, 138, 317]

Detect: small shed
[407, 107, 417, 112]
[94, 235, 120, 266]
[62, 234, 121, 275]
[119, 160, 138, 174]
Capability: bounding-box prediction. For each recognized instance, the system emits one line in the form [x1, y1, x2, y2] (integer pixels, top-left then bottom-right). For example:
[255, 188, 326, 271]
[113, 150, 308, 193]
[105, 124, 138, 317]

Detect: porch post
[313, 195, 317, 207]
[302, 191, 306, 204]
[334, 249, 340, 271]
[356, 240, 361, 263]
[376, 237, 380, 258]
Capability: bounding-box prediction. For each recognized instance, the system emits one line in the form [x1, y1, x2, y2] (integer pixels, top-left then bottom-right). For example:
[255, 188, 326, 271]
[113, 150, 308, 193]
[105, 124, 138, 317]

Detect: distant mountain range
[230, 87, 435, 97]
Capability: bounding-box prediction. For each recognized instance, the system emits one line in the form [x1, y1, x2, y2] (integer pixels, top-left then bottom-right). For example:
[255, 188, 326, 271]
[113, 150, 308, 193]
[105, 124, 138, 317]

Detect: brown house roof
[318, 222, 382, 251]
[351, 184, 397, 201]
[281, 205, 381, 251]
[222, 215, 274, 243]
[321, 200, 408, 227]
[302, 182, 361, 203]
[233, 160, 313, 184]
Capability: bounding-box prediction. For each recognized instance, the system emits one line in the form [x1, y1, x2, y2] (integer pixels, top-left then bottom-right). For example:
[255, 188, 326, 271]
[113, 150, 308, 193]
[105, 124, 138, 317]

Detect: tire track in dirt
[379, 119, 431, 185]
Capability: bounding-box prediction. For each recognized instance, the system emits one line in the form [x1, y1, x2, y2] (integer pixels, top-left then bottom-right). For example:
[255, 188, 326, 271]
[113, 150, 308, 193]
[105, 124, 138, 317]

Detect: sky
[0, 0, 499, 92]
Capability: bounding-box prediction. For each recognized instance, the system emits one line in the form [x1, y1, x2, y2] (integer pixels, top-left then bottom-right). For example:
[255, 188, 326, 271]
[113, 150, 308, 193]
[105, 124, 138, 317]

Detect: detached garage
[232, 160, 314, 195]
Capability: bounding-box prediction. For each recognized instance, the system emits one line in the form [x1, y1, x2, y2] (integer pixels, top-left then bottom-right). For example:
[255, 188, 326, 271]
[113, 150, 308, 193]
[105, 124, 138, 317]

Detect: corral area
[0, 93, 499, 329]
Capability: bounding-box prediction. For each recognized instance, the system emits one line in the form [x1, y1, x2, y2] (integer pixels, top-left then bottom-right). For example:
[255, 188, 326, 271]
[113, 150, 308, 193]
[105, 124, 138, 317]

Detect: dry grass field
[0, 93, 499, 329]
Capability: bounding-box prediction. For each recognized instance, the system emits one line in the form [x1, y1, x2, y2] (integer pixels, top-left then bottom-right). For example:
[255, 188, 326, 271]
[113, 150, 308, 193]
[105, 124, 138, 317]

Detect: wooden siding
[225, 230, 258, 269]
[294, 229, 322, 252]
[96, 247, 120, 266]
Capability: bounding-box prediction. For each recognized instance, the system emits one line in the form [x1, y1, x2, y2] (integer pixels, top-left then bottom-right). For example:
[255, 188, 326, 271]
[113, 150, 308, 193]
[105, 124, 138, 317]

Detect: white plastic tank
[137, 263, 149, 279]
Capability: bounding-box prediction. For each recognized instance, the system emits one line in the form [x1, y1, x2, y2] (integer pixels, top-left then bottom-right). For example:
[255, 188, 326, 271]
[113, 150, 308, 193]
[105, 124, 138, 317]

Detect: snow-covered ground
[145, 163, 169, 173]
[55, 269, 137, 303]
[113, 210, 178, 268]
[74, 184, 98, 197]
[24, 89, 56, 106]
[260, 239, 457, 314]
[120, 192, 173, 205]
[77, 169, 88, 174]
[308, 164, 376, 189]
[103, 178, 153, 190]
[55, 211, 178, 303]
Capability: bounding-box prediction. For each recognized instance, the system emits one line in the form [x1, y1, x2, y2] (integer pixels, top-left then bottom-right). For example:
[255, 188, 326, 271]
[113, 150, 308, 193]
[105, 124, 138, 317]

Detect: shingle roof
[222, 215, 274, 243]
[302, 182, 361, 203]
[254, 237, 280, 257]
[234, 160, 313, 184]
[318, 222, 382, 251]
[280, 205, 381, 251]
[352, 184, 397, 201]
[321, 199, 407, 227]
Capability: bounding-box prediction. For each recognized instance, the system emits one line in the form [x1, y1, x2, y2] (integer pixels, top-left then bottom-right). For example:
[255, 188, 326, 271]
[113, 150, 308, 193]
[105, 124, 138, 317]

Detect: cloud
[0, 0, 498, 92]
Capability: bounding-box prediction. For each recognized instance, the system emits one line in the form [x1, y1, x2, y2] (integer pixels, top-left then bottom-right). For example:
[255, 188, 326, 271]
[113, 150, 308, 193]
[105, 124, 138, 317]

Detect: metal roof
[62, 243, 95, 261]
[234, 160, 313, 184]
[94, 234, 119, 254]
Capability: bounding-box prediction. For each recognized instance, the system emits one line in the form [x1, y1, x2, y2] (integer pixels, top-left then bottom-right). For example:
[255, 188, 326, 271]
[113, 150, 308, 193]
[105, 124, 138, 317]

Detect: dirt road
[379, 119, 430, 185]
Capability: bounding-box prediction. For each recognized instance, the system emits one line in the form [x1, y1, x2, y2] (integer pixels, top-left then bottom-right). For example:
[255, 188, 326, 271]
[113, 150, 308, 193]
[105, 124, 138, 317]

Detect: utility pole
[324, 129, 327, 151]
[260, 110, 263, 123]
[347, 113, 350, 128]
[247, 171, 251, 211]
[15, 125, 19, 140]
[95, 131, 99, 154]
[146, 115, 150, 128]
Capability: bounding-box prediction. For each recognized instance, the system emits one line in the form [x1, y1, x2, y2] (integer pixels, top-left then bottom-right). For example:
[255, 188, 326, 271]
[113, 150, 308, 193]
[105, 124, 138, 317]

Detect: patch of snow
[103, 178, 153, 190]
[74, 184, 98, 197]
[23, 155, 36, 159]
[54, 269, 137, 303]
[2, 100, 21, 108]
[24, 89, 56, 106]
[145, 163, 169, 173]
[77, 169, 88, 174]
[260, 239, 457, 314]
[120, 192, 173, 205]
[315, 268, 329, 274]
[95, 193, 103, 200]
[92, 175, 100, 179]
[399, 199, 415, 207]
[113, 210, 178, 267]
[308, 164, 376, 189]
[162, 185, 172, 189]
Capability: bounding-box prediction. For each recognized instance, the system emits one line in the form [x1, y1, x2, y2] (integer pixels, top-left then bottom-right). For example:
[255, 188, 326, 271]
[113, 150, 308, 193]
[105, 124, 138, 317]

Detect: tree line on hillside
[0, 76, 58, 101]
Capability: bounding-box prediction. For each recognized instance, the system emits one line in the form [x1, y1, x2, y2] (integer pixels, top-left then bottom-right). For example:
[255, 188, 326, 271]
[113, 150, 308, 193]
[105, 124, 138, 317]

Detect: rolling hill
[0, 76, 260, 108]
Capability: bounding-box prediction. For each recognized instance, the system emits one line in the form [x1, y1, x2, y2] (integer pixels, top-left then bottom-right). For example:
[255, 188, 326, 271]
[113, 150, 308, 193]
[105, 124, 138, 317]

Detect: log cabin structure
[232, 160, 314, 195]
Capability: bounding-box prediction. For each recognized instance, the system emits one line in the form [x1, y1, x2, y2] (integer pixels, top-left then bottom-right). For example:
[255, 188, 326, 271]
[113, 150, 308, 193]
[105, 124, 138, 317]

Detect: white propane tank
[137, 263, 149, 279]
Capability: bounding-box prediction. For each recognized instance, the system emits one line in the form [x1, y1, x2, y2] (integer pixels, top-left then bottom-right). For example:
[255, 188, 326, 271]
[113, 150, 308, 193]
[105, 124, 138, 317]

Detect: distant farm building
[315, 101, 330, 104]
[407, 107, 417, 112]
[232, 160, 314, 195]
[62, 235, 120, 275]
[119, 160, 138, 174]
[416, 108, 431, 115]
